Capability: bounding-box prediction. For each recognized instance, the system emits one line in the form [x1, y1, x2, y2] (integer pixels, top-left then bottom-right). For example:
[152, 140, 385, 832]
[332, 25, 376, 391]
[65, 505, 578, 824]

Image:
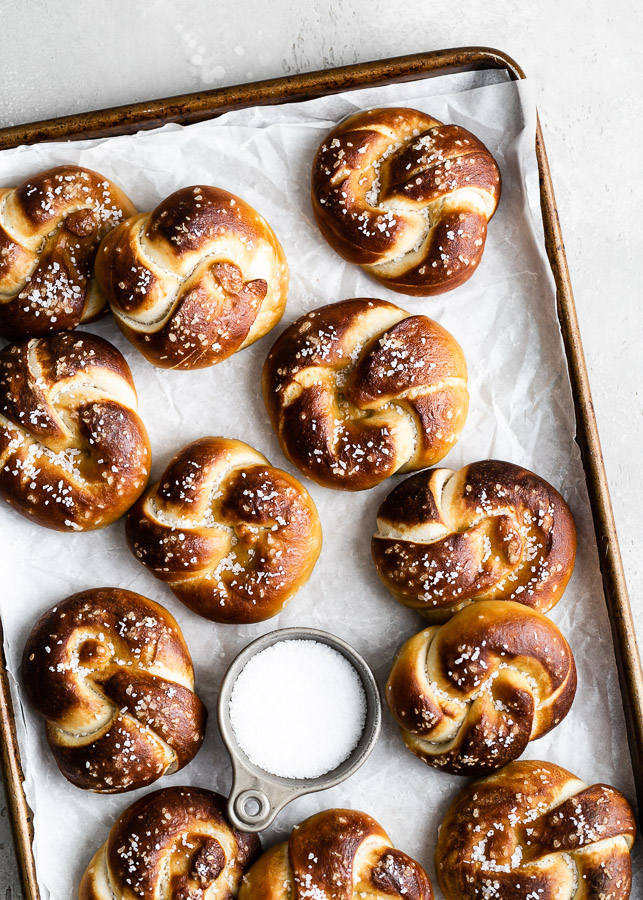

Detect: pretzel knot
[0, 332, 151, 531]
[435, 760, 636, 900]
[22, 589, 207, 793]
[239, 808, 434, 900]
[95, 185, 289, 370]
[126, 437, 322, 624]
[263, 298, 468, 491]
[311, 107, 500, 296]
[372, 460, 576, 618]
[386, 600, 576, 775]
[0, 165, 135, 338]
[80, 786, 261, 900]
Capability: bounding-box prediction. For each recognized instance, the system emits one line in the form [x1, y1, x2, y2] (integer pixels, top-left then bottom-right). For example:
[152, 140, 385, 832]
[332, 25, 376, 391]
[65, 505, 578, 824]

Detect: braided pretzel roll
[386, 600, 576, 775]
[0, 332, 151, 531]
[126, 437, 322, 624]
[80, 786, 260, 900]
[435, 760, 636, 900]
[0, 165, 135, 339]
[239, 808, 433, 900]
[263, 298, 468, 491]
[95, 185, 288, 370]
[311, 107, 500, 296]
[372, 460, 576, 619]
[22, 588, 207, 793]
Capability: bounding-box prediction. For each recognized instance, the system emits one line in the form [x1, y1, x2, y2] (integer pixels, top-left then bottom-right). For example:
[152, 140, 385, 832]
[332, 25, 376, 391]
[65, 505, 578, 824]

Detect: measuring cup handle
[227, 764, 297, 832]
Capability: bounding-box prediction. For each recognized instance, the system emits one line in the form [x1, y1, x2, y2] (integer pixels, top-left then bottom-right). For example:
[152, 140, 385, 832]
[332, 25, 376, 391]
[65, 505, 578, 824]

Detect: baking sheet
[0, 69, 639, 899]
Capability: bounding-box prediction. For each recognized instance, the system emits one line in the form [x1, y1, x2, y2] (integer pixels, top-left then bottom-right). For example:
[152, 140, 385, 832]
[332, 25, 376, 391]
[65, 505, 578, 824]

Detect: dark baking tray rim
[0, 45, 640, 900]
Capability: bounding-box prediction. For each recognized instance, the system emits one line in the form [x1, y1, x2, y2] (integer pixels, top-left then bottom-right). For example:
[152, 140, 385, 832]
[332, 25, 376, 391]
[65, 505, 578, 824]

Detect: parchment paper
[0, 69, 639, 899]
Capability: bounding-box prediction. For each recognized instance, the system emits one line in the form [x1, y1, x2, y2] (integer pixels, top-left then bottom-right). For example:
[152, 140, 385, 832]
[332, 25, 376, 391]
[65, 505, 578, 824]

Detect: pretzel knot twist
[239, 808, 434, 900]
[435, 760, 636, 900]
[80, 786, 261, 900]
[0, 332, 151, 531]
[263, 298, 468, 491]
[386, 600, 576, 775]
[0, 165, 135, 338]
[311, 107, 500, 296]
[22, 589, 207, 793]
[372, 460, 576, 619]
[126, 437, 322, 624]
[95, 185, 289, 370]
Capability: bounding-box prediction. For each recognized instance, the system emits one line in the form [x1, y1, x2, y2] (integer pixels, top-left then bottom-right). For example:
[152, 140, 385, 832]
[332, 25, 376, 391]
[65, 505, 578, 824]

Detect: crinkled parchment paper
[0, 69, 639, 899]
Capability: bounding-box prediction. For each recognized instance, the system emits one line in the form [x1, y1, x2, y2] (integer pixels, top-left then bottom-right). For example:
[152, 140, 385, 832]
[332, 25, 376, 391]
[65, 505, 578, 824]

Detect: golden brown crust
[262, 298, 468, 491]
[372, 460, 576, 618]
[0, 165, 135, 338]
[311, 108, 500, 296]
[95, 185, 289, 370]
[239, 808, 433, 900]
[386, 601, 576, 775]
[435, 760, 636, 900]
[79, 786, 261, 900]
[0, 332, 151, 531]
[22, 588, 207, 793]
[126, 437, 322, 624]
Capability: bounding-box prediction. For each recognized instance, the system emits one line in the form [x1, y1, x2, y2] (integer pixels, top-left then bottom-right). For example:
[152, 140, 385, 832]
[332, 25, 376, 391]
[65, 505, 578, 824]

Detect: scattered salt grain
[229, 639, 367, 778]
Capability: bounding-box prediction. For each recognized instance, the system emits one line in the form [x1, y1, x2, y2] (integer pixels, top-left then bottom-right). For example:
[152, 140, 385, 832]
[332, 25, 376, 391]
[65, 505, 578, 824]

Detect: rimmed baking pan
[0, 46, 640, 900]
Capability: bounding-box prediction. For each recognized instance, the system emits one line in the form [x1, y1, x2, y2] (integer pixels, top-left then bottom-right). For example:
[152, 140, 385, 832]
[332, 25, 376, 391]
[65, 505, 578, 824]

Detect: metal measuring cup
[217, 626, 382, 832]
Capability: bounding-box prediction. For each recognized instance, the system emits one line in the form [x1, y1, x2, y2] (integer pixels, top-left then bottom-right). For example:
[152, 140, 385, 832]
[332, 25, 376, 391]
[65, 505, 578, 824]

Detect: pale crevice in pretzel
[114, 226, 270, 332]
[371, 189, 493, 277]
[280, 371, 421, 473]
[88, 849, 118, 900]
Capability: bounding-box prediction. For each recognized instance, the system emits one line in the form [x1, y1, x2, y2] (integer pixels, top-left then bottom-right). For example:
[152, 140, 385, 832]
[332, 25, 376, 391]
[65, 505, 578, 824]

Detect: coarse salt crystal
[229, 639, 367, 778]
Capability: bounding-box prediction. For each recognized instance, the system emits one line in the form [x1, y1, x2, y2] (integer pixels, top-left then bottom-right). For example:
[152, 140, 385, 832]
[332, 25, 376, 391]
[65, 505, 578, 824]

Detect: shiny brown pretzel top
[0, 332, 151, 531]
[435, 760, 636, 900]
[22, 588, 206, 793]
[372, 460, 576, 618]
[95, 185, 289, 370]
[0, 165, 135, 338]
[386, 600, 576, 775]
[126, 437, 322, 624]
[263, 298, 468, 491]
[80, 786, 261, 900]
[239, 808, 434, 900]
[312, 107, 500, 296]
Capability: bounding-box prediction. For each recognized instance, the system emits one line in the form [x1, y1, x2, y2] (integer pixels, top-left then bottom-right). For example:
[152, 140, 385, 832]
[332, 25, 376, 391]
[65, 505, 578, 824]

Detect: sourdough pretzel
[239, 808, 434, 900]
[386, 600, 576, 775]
[0, 332, 151, 531]
[95, 185, 288, 369]
[372, 460, 576, 618]
[312, 107, 500, 295]
[263, 298, 468, 490]
[22, 588, 206, 793]
[435, 760, 636, 900]
[126, 437, 322, 623]
[0, 165, 135, 338]
[80, 786, 260, 900]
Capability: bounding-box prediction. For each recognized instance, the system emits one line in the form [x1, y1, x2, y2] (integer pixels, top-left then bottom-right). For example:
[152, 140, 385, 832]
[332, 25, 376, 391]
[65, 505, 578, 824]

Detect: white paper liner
[0, 69, 639, 899]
